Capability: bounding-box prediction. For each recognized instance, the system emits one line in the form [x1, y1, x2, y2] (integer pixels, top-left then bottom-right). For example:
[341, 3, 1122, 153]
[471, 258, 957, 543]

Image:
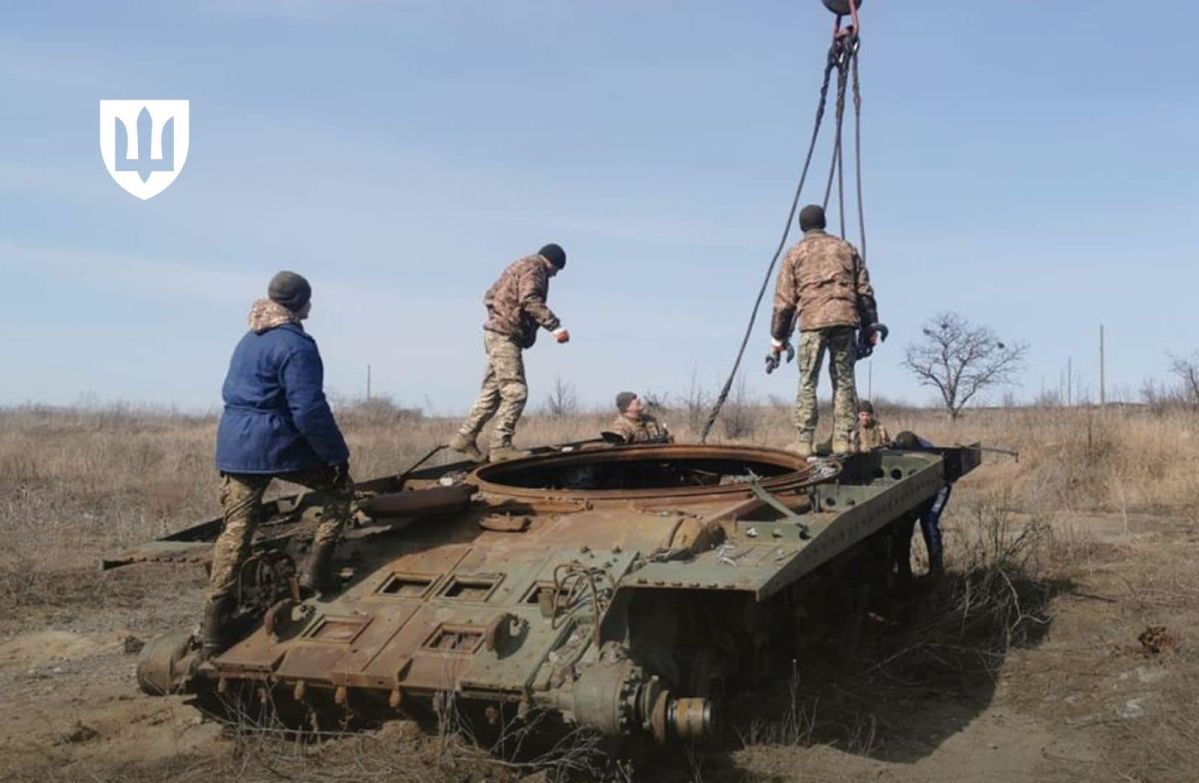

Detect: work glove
[765, 341, 795, 374]
[855, 323, 889, 360]
[554, 328, 571, 344]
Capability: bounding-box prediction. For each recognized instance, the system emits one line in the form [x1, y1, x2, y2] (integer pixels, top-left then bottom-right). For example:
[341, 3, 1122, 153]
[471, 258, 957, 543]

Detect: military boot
[298, 539, 338, 596]
[786, 439, 813, 458]
[448, 433, 485, 462]
[201, 596, 236, 659]
[489, 443, 531, 462]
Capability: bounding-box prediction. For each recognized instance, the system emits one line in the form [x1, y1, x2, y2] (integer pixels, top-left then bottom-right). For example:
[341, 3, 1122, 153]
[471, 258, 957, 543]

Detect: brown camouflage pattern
[247, 298, 301, 334]
[853, 421, 891, 453]
[483, 255, 561, 349]
[609, 413, 672, 444]
[794, 327, 859, 447]
[209, 468, 351, 602]
[458, 331, 528, 448]
[771, 229, 878, 339]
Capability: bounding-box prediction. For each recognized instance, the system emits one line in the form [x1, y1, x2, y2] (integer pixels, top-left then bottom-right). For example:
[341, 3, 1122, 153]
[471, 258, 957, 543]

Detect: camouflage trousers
[208, 467, 351, 602]
[458, 331, 528, 447]
[794, 327, 859, 445]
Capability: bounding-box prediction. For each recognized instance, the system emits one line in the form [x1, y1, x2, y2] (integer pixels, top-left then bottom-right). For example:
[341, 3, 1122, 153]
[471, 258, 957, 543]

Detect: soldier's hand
[555, 328, 571, 344]
[766, 341, 793, 374]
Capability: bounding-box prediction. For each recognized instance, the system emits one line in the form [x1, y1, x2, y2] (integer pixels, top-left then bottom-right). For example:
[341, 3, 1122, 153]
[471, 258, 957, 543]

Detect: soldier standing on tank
[205, 272, 353, 657]
[769, 205, 879, 456]
[450, 244, 570, 463]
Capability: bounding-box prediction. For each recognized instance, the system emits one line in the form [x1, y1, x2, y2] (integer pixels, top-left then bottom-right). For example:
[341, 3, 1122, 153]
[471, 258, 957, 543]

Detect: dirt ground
[1, 405, 1196, 782]
[1, 504, 1195, 783]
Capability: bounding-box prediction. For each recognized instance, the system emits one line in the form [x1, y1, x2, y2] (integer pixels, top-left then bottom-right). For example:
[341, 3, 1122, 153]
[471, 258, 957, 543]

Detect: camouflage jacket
[248, 299, 301, 334]
[853, 421, 891, 453]
[609, 413, 672, 444]
[771, 229, 878, 338]
[483, 255, 561, 349]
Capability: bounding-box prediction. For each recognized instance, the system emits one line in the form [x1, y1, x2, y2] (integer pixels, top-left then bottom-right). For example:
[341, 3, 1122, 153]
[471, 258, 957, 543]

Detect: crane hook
[822, 0, 861, 40]
[821, 0, 863, 14]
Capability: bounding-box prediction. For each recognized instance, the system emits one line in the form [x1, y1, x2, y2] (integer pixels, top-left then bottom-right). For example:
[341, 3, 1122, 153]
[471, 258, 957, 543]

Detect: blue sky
[2, 1, 1196, 414]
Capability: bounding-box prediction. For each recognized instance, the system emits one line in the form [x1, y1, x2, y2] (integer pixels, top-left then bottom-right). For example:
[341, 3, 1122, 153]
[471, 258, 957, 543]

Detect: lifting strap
[700, 1, 867, 443]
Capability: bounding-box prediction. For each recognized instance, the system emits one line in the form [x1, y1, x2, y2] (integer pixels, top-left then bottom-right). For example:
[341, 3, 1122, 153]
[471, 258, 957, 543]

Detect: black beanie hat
[538, 243, 567, 269]
[858, 399, 875, 415]
[615, 391, 637, 412]
[268, 271, 312, 312]
[798, 204, 827, 232]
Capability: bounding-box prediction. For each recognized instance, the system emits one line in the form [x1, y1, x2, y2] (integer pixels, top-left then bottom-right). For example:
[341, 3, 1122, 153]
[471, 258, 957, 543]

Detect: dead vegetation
[872, 490, 1058, 682]
[0, 401, 1197, 781]
[725, 489, 1060, 764]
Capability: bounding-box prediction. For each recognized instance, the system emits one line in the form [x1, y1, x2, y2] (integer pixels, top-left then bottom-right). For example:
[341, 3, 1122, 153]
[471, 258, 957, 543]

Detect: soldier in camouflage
[769, 205, 879, 456]
[451, 244, 570, 462]
[852, 399, 891, 453]
[608, 391, 672, 444]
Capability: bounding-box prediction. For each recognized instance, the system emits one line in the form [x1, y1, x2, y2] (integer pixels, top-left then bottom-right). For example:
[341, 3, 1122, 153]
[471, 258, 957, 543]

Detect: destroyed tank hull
[115, 441, 979, 747]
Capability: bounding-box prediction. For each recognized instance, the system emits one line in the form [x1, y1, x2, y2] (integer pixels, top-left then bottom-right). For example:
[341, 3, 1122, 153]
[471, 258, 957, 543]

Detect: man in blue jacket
[205, 271, 352, 656]
[892, 431, 949, 581]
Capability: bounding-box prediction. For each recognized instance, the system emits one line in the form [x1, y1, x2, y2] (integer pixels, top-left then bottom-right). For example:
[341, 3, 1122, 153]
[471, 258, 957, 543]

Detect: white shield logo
[99, 100, 190, 200]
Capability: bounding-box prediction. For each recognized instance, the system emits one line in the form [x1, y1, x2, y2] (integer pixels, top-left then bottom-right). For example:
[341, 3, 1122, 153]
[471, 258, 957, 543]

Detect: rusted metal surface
[136, 630, 194, 695]
[471, 443, 820, 505]
[357, 484, 474, 518]
[129, 441, 981, 749]
[670, 697, 713, 741]
[101, 540, 213, 570]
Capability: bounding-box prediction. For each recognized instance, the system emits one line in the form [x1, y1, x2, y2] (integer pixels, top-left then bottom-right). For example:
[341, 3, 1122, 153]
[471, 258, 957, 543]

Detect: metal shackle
[822, 0, 863, 15]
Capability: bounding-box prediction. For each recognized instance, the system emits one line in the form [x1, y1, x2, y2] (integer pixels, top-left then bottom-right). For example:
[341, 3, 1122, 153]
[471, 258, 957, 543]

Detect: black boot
[201, 596, 236, 659]
[298, 540, 338, 596]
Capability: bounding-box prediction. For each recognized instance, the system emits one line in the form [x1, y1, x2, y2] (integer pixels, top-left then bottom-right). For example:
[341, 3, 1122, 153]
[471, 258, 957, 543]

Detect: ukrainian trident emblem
[99, 100, 190, 200]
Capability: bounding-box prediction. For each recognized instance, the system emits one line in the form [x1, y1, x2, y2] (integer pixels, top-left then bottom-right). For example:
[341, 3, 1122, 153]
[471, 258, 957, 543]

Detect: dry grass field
[0, 400, 1196, 782]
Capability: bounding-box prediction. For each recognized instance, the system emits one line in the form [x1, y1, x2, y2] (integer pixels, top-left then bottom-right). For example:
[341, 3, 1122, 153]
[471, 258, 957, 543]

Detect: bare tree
[542, 376, 579, 417]
[722, 375, 756, 440]
[1139, 377, 1162, 406]
[903, 312, 1028, 419]
[683, 369, 710, 435]
[1169, 353, 1199, 404]
[639, 390, 668, 412]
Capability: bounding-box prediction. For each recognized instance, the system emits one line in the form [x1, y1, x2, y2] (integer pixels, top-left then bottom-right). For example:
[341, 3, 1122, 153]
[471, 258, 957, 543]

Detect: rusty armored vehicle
[111, 440, 979, 748]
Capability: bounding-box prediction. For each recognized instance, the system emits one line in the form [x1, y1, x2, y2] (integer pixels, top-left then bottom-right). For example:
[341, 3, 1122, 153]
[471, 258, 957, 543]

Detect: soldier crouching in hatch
[852, 399, 891, 453]
[204, 271, 353, 658]
[609, 391, 672, 444]
[768, 204, 879, 456]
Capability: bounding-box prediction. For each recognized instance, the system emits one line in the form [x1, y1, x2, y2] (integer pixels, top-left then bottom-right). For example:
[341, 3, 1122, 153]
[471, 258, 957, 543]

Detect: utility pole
[1099, 324, 1106, 408]
[868, 359, 873, 400]
[366, 364, 372, 401]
